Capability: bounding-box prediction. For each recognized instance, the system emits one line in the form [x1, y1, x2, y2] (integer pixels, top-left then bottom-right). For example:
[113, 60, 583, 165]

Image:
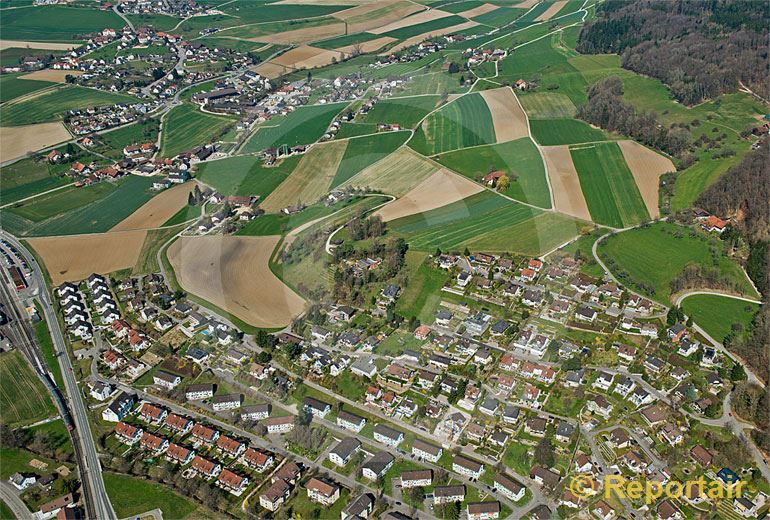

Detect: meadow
[340, 147, 437, 197]
[598, 222, 759, 304]
[103, 472, 199, 519]
[96, 118, 160, 160]
[241, 102, 348, 153]
[435, 137, 551, 208]
[0, 73, 55, 103]
[395, 251, 450, 323]
[133, 225, 185, 274]
[409, 93, 496, 155]
[0, 86, 137, 126]
[518, 92, 576, 119]
[3, 176, 157, 236]
[570, 142, 649, 228]
[472, 7, 526, 27]
[314, 32, 382, 50]
[334, 122, 379, 138]
[529, 118, 608, 146]
[382, 15, 466, 40]
[160, 103, 235, 158]
[195, 154, 301, 198]
[331, 131, 410, 188]
[356, 95, 440, 129]
[0, 157, 74, 206]
[0, 351, 55, 427]
[1, 5, 123, 41]
[681, 294, 760, 344]
[390, 191, 581, 254]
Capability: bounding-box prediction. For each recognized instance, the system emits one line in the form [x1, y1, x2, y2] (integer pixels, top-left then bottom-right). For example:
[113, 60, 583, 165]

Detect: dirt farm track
[167, 235, 306, 328]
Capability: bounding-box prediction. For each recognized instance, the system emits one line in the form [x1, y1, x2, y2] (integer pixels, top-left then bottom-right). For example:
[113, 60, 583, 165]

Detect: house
[218, 469, 249, 496]
[418, 369, 440, 389]
[457, 271, 471, 287]
[362, 451, 395, 480]
[592, 500, 616, 520]
[480, 397, 499, 416]
[351, 358, 377, 378]
[434, 485, 465, 505]
[165, 413, 193, 434]
[412, 439, 442, 462]
[593, 372, 614, 391]
[191, 456, 222, 479]
[140, 432, 169, 454]
[212, 394, 242, 411]
[414, 324, 431, 340]
[303, 397, 331, 418]
[587, 395, 613, 418]
[265, 416, 294, 434]
[401, 469, 432, 488]
[259, 478, 290, 512]
[503, 405, 520, 424]
[38, 494, 74, 519]
[667, 323, 686, 342]
[337, 410, 366, 433]
[240, 404, 270, 422]
[89, 380, 114, 401]
[494, 473, 525, 502]
[629, 387, 653, 407]
[217, 435, 245, 458]
[102, 391, 135, 422]
[453, 455, 484, 479]
[640, 403, 669, 426]
[373, 424, 404, 447]
[191, 423, 219, 444]
[467, 502, 500, 520]
[660, 423, 684, 446]
[329, 437, 361, 467]
[530, 465, 560, 487]
[575, 305, 597, 322]
[702, 215, 727, 233]
[242, 448, 273, 472]
[574, 453, 593, 473]
[139, 403, 167, 424]
[613, 377, 635, 398]
[555, 421, 575, 443]
[166, 443, 194, 465]
[610, 428, 631, 448]
[342, 494, 374, 520]
[525, 417, 547, 437]
[306, 478, 340, 506]
[153, 370, 181, 389]
[734, 497, 758, 518]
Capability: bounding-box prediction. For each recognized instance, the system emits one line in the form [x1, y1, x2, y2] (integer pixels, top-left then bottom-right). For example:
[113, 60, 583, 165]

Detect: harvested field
[514, 0, 540, 9]
[340, 147, 437, 196]
[18, 70, 83, 83]
[535, 1, 567, 21]
[335, 36, 397, 54]
[458, 3, 499, 18]
[111, 182, 197, 232]
[479, 87, 528, 143]
[541, 145, 591, 221]
[0, 122, 71, 163]
[375, 169, 483, 222]
[253, 62, 292, 79]
[0, 40, 78, 51]
[369, 9, 453, 35]
[384, 21, 479, 53]
[167, 235, 305, 328]
[338, 1, 426, 33]
[249, 23, 346, 45]
[261, 140, 347, 212]
[28, 230, 147, 285]
[617, 140, 674, 219]
[269, 45, 339, 70]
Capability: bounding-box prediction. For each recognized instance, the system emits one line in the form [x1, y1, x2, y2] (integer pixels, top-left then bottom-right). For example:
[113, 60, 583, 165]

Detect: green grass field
[409, 93, 496, 155]
[395, 251, 450, 323]
[241, 102, 348, 153]
[518, 92, 577, 118]
[382, 15, 466, 39]
[96, 118, 160, 159]
[160, 103, 235, 157]
[356, 95, 440, 129]
[681, 294, 760, 343]
[3, 175, 156, 236]
[195, 154, 300, 197]
[390, 191, 581, 254]
[1, 86, 137, 126]
[472, 7, 526, 27]
[314, 32, 382, 49]
[570, 142, 649, 228]
[103, 472, 199, 519]
[435, 137, 551, 208]
[529, 118, 608, 145]
[0, 157, 74, 206]
[0, 73, 56, 103]
[1, 5, 123, 41]
[331, 131, 410, 188]
[0, 351, 55, 427]
[33, 314, 64, 389]
[598, 222, 759, 304]
[334, 122, 379, 138]
[133, 225, 185, 274]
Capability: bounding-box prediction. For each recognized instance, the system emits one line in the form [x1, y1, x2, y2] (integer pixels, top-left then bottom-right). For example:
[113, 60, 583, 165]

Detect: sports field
[569, 142, 649, 228]
[598, 222, 759, 304]
[160, 103, 235, 158]
[356, 95, 440, 129]
[0, 351, 55, 427]
[409, 93, 496, 155]
[241, 102, 348, 153]
[680, 294, 760, 343]
[195, 154, 301, 198]
[331, 131, 410, 187]
[435, 138, 551, 208]
[0, 86, 137, 126]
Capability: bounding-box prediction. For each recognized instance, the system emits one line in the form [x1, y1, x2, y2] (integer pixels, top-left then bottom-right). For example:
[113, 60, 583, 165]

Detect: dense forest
[577, 0, 769, 105]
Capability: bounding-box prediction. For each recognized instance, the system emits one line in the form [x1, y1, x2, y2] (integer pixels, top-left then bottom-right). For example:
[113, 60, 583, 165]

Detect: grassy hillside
[681, 294, 760, 343]
[332, 131, 410, 188]
[241, 102, 348, 153]
[160, 103, 235, 158]
[409, 93, 496, 155]
[1, 86, 137, 126]
[195, 154, 301, 198]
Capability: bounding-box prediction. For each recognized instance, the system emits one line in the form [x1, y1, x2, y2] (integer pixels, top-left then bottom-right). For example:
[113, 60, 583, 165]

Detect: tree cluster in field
[187, 184, 205, 206]
[332, 236, 408, 305]
[696, 139, 770, 242]
[577, 77, 690, 158]
[577, 0, 769, 105]
[0, 424, 74, 464]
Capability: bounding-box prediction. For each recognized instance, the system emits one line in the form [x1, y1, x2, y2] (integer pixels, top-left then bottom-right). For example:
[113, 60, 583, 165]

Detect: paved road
[0, 482, 32, 520]
[1, 232, 117, 520]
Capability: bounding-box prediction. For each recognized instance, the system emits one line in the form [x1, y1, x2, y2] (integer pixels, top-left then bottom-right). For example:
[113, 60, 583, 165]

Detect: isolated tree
[496, 174, 510, 192]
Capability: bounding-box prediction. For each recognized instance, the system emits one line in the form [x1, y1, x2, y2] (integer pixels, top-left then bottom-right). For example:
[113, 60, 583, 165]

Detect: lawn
[0, 156, 74, 206]
[435, 137, 551, 208]
[529, 118, 608, 146]
[0, 351, 55, 427]
[395, 251, 450, 323]
[3, 175, 157, 236]
[241, 102, 349, 153]
[103, 472, 199, 519]
[680, 294, 760, 343]
[0, 73, 56, 103]
[331, 131, 410, 188]
[570, 141, 650, 228]
[0, 5, 124, 41]
[160, 103, 235, 158]
[598, 222, 759, 304]
[409, 93, 496, 155]
[356, 95, 440, 129]
[195, 154, 300, 198]
[389, 191, 583, 254]
[0, 86, 137, 126]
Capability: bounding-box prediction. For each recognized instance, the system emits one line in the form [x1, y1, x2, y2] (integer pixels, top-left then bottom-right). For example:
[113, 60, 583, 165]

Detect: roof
[337, 410, 365, 425]
[412, 439, 442, 455]
[434, 485, 465, 498]
[362, 451, 394, 474]
[306, 477, 337, 497]
[468, 502, 500, 515]
[331, 437, 361, 459]
[453, 455, 482, 472]
[374, 423, 403, 441]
